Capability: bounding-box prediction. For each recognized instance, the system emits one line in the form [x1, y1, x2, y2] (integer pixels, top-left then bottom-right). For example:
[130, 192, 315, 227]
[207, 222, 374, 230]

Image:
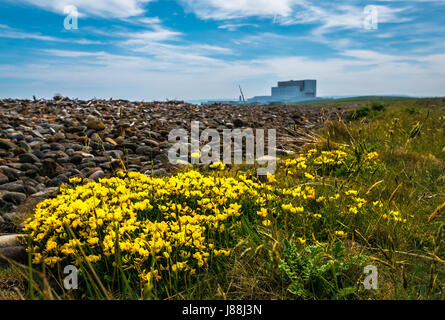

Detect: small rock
[18, 152, 40, 163]
[105, 150, 124, 159]
[54, 131, 65, 141]
[136, 146, 154, 155]
[146, 168, 167, 176]
[0, 166, 21, 180]
[41, 159, 59, 178]
[233, 119, 244, 127]
[174, 160, 192, 166]
[86, 167, 102, 177]
[89, 170, 105, 181]
[144, 139, 160, 148]
[0, 234, 24, 248]
[17, 141, 31, 152]
[105, 137, 118, 146]
[31, 187, 59, 198]
[0, 173, 9, 184]
[3, 212, 19, 222]
[92, 156, 109, 164]
[0, 199, 14, 213]
[25, 169, 39, 178]
[0, 140, 17, 150]
[154, 153, 169, 163]
[0, 182, 26, 193]
[87, 119, 105, 130]
[2, 192, 27, 205]
[31, 129, 44, 139]
[115, 136, 125, 144]
[123, 142, 139, 151]
[70, 154, 83, 164]
[0, 246, 27, 264]
[48, 173, 69, 187]
[20, 163, 39, 172]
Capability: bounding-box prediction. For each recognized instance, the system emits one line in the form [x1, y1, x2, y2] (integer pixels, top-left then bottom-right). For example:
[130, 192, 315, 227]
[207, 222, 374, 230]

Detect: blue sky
[0, 0, 444, 100]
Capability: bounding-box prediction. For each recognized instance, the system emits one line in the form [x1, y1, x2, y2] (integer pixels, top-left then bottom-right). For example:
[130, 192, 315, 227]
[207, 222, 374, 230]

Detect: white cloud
[180, 0, 411, 37]
[120, 25, 182, 44]
[138, 17, 162, 24]
[277, 3, 410, 35]
[2, 46, 444, 100]
[180, 0, 298, 20]
[218, 23, 259, 31]
[42, 49, 105, 57]
[0, 25, 103, 44]
[0, 25, 61, 42]
[13, 0, 152, 18]
[116, 24, 234, 67]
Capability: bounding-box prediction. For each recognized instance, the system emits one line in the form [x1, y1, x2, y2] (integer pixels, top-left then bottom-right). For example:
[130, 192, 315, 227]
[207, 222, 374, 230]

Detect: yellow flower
[69, 177, 83, 184]
[191, 151, 201, 159]
[349, 207, 358, 214]
[86, 255, 101, 263]
[257, 208, 268, 218]
[262, 219, 272, 227]
[213, 249, 231, 256]
[304, 172, 315, 180]
[345, 190, 358, 196]
[210, 161, 226, 170]
[46, 238, 58, 252]
[329, 193, 340, 201]
[297, 237, 306, 245]
[172, 261, 188, 272]
[335, 231, 347, 237]
[87, 237, 99, 246]
[373, 201, 383, 208]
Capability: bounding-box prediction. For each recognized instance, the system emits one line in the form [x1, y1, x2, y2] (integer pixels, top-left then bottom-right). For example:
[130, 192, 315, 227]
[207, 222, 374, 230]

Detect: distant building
[247, 80, 317, 104]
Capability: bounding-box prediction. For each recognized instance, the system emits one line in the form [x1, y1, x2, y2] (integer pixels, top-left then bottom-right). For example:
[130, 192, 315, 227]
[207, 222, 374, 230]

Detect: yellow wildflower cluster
[281, 147, 380, 178]
[23, 170, 263, 283]
[22, 145, 397, 294]
[364, 151, 379, 163]
[209, 161, 226, 170]
[334, 230, 347, 237]
[382, 210, 407, 223]
[313, 149, 348, 166]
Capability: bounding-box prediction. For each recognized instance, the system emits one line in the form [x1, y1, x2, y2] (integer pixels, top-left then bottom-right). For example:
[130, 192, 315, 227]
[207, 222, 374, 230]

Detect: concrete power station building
[247, 80, 317, 104]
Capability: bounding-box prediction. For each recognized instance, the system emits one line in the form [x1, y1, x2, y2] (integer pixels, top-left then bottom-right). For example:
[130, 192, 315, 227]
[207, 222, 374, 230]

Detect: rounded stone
[2, 192, 26, 205]
[18, 152, 40, 163]
[89, 170, 105, 181]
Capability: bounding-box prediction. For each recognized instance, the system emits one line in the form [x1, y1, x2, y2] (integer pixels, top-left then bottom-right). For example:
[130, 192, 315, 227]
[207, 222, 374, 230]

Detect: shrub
[345, 107, 371, 121]
[23, 170, 261, 297]
[22, 146, 391, 299]
[279, 239, 368, 299]
[371, 103, 385, 111]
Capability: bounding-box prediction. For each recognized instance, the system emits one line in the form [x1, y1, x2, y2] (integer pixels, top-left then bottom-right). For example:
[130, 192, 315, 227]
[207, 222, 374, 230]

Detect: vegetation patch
[4, 98, 444, 300]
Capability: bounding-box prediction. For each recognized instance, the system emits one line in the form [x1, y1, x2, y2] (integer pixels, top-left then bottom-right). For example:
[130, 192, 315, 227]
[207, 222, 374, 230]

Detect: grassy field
[1, 97, 444, 300]
[284, 95, 413, 106]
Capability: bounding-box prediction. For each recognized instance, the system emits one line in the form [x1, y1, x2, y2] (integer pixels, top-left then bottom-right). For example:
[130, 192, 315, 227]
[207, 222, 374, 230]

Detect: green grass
[285, 95, 414, 106]
[1, 97, 444, 300]
[314, 97, 445, 299]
